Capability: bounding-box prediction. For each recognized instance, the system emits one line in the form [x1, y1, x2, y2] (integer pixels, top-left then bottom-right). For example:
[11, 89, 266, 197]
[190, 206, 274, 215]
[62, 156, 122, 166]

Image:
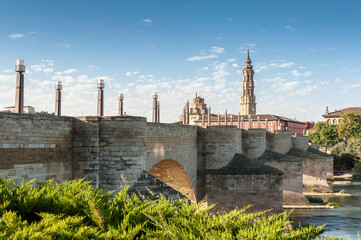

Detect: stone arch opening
[149, 159, 196, 202]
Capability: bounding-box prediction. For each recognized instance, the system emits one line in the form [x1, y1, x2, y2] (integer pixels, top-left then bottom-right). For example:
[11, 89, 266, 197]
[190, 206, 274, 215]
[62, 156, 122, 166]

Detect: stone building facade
[323, 106, 361, 125]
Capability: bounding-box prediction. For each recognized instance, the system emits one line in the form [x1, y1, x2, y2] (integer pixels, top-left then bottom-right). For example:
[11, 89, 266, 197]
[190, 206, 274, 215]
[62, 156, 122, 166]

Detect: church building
[181, 50, 307, 136]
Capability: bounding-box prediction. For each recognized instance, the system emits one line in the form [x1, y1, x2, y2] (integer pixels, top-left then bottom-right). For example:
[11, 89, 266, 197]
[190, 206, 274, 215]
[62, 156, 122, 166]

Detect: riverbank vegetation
[0, 177, 330, 239]
[309, 113, 361, 172]
[306, 197, 341, 208]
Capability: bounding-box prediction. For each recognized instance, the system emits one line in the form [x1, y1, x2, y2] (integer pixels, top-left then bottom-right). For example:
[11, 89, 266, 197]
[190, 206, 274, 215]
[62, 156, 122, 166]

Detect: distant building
[323, 106, 361, 124]
[182, 51, 308, 136]
[2, 106, 35, 114]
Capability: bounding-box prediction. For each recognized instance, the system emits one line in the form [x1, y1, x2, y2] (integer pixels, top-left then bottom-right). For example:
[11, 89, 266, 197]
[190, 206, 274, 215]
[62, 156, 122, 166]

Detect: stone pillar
[185, 100, 190, 125]
[265, 118, 268, 130]
[118, 94, 124, 116]
[157, 102, 160, 123]
[241, 116, 243, 129]
[224, 110, 227, 126]
[218, 113, 220, 125]
[230, 115, 233, 125]
[202, 110, 205, 126]
[183, 107, 186, 124]
[97, 79, 104, 116]
[207, 106, 211, 126]
[249, 116, 253, 129]
[257, 116, 260, 128]
[15, 60, 25, 113]
[152, 92, 158, 123]
[55, 81, 62, 116]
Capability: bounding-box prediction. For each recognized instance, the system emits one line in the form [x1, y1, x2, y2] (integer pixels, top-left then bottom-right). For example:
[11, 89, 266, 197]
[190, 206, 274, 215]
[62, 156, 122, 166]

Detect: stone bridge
[0, 112, 333, 213]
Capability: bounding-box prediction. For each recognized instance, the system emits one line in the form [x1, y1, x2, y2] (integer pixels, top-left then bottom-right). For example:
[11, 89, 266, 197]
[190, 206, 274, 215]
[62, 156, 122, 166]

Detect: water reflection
[292, 181, 361, 239]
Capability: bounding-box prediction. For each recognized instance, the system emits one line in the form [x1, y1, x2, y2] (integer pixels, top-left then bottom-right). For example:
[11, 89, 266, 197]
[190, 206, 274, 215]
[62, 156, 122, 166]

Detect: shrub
[325, 201, 341, 208]
[0, 177, 329, 239]
[353, 162, 361, 175]
[306, 196, 324, 204]
[339, 189, 347, 194]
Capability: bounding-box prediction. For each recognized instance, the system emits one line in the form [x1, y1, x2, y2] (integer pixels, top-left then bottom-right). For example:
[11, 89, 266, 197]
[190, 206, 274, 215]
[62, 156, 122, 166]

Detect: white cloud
[30, 60, 54, 73]
[43, 68, 53, 73]
[3, 70, 12, 73]
[285, 25, 296, 32]
[187, 54, 218, 62]
[210, 46, 224, 54]
[226, 18, 232, 21]
[232, 63, 238, 68]
[335, 78, 343, 83]
[277, 62, 295, 68]
[142, 19, 152, 25]
[88, 65, 99, 71]
[56, 68, 77, 75]
[291, 70, 301, 77]
[125, 71, 140, 77]
[8, 33, 25, 39]
[303, 71, 312, 77]
[277, 81, 300, 91]
[320, 81, 329, 85]
[0, 74, 14, 83]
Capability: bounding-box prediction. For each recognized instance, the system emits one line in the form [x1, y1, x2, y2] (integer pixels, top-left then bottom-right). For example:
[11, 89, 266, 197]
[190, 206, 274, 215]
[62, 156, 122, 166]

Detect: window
[246, 122, 248, 126]
[333, 119, 337, 124]
[270, 127, 272, 130]
[269, 122, 272, 126]
[262, 122, 266, 126]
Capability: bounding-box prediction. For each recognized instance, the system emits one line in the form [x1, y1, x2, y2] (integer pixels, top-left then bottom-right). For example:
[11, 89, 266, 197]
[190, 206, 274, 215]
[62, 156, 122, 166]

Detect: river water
[292, 180, 361, 239]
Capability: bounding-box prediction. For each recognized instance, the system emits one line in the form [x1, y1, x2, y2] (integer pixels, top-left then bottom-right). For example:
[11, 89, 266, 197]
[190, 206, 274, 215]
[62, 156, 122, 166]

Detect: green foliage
[339, 189, 347, 194]
[331, 139, 361, 168]
[0, 177, 331, 239]
[306, 196, 324, 204]
[338, 112, 361, 142]
[325, 201, 341, 208]
[352, 162, 361, 174]
[308, 122, 341, 146]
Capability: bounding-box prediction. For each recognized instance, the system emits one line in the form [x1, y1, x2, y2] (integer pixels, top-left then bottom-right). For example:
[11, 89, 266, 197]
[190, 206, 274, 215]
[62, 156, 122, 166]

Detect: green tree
[337, 112, 361, 141]
[308, 121, 340, 146]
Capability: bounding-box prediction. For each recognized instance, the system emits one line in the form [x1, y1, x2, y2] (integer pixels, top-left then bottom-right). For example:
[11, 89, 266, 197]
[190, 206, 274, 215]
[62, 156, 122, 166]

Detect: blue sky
[0, 0, 360, 122]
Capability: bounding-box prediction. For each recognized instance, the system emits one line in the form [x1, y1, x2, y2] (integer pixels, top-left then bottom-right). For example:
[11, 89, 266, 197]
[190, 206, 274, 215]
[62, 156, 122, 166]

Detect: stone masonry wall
[242, 129, 266, 158]
[204, 173, 283, 213]
[266, 130, 292, 154]
[202, 126, 242, 169]
[145, 123, 198, 193]
[292, 136, 309, 151]
[72, 116, 147, 191]
[0, 112, 73, 184]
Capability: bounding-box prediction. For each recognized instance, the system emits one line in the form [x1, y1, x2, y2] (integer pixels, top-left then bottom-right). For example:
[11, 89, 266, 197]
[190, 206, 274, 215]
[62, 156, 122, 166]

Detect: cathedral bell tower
[240, 49, 256, 115]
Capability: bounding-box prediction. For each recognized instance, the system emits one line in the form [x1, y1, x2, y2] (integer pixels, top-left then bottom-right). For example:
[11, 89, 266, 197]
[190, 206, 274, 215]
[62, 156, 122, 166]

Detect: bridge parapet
[242, 129, 266, 159]
[266, 130, 292, 154]
[292, 135, 309, 151]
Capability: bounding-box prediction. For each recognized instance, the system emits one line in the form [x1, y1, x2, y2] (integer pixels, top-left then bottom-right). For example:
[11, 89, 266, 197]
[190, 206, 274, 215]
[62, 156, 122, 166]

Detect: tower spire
[246, 49, 251, 63]
[240, 50, 256, 115]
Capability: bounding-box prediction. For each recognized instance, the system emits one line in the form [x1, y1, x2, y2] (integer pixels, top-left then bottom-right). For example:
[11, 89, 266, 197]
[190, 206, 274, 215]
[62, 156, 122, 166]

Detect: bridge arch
[148, 159, 196, 202]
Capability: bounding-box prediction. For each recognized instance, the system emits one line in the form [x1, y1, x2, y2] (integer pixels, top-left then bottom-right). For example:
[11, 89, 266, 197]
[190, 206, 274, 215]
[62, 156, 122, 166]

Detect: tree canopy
[308, 121, 340, 146]
[309, 112, 361, 146]
[337, 112, 361, 141]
